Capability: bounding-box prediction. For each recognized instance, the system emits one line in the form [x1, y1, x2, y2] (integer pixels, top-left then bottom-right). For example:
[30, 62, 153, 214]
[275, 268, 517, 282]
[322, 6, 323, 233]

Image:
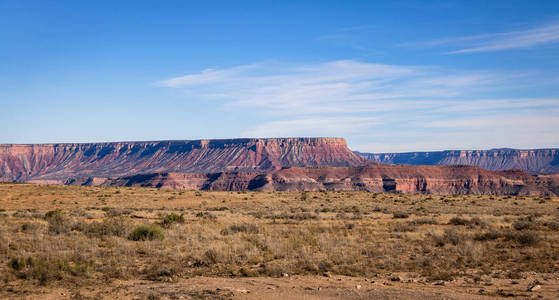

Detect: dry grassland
[1, 183, 558, 299]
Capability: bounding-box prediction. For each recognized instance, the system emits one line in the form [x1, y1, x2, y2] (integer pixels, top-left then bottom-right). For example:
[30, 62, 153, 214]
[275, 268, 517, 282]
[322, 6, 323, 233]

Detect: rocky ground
[7, 274, 558, 299]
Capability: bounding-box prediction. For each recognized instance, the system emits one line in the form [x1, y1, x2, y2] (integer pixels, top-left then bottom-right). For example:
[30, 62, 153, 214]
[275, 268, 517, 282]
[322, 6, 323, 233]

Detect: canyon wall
[355, 149, 559, 173]
[0, 138, 366, 182]
[4, 138, 558, 195]
[70, 165, 559, 196]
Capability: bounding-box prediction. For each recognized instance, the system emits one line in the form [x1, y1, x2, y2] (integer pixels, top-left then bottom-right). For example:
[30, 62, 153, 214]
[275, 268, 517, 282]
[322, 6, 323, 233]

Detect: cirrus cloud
[405, 20, 559, 54]
[156, 60, 559, 152]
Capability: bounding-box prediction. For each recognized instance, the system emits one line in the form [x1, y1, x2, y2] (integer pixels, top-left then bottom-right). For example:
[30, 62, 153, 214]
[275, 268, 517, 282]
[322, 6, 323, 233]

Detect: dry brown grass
[0, 183, 558, 298]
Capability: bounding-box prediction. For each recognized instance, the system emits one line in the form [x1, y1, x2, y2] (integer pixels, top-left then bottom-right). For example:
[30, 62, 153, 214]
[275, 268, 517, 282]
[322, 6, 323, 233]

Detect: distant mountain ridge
[3, 138, 559, 196]
[0, 138, 366, 182]
[355, 148, 559, 173]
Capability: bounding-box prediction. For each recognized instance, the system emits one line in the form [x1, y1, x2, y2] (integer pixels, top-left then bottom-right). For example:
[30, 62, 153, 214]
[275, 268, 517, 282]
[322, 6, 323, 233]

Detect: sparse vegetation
[128, 224, 164, 241]
[0, 183, 558, 298]
[75, 217, 131, 237]
[392, 212, 410, 219]
[449, 216, 485, 226]
[160, 213, 185, 228]
[227, 223, 259, 234]
[45, 210, 72, 234]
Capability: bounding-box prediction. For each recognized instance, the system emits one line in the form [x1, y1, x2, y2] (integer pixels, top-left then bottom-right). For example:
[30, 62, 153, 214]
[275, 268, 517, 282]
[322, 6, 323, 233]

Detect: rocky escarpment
[356, 148, 559, 173]
[0, 138, 366, 182]
[69, 165, 559, 196]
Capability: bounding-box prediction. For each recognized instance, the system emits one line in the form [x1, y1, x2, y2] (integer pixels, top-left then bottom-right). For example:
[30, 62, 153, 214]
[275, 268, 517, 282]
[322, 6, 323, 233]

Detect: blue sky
[1, 0, 559, 152]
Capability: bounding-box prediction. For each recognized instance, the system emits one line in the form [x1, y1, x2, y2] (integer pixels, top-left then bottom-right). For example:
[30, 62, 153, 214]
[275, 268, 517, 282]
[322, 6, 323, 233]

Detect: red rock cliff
[83, 165, 559, 196]
[0, 138, 366, 182]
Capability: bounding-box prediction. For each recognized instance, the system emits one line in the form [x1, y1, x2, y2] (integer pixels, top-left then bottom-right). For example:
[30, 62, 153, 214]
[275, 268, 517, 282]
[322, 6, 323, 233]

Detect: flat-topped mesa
[356, 148, 559, 173]
[0, 138, 366, 182]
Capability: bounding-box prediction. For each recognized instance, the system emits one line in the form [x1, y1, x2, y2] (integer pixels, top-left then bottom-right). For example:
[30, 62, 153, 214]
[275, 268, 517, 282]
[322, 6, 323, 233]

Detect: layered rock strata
[0, 138, 366, 182]
[67, 165, 559, 196]
[356, 149, 559, 173]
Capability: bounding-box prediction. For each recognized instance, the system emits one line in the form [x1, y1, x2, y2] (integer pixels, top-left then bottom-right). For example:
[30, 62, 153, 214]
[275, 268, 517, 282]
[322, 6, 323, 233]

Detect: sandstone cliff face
[0, 138, 366, 182]
[74, 165, 559, 196]
[356, 149, 559, 173]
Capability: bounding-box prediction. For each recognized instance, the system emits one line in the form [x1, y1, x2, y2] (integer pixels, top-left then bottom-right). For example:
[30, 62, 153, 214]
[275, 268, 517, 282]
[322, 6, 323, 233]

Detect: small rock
[235, 289, 250, 294]
[322, 272, 331, 278]
[356, 285, 362, 290]
[434, 281, 445, 286]
[390, 276, 401, 282]
[318, 287, 322, 291]
[528, 285, 541, 292]
[282, 273, 289, 277]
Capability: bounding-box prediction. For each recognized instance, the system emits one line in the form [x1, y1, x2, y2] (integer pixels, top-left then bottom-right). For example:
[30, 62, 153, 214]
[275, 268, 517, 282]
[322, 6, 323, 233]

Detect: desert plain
[1, 183, 558, 299]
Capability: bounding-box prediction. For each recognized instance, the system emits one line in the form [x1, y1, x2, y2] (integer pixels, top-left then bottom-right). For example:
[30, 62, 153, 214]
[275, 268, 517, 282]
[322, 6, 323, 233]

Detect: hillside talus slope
[0, 138, 366, 182]
[71, 165, 559, 196]
[356, 149, 559, 173]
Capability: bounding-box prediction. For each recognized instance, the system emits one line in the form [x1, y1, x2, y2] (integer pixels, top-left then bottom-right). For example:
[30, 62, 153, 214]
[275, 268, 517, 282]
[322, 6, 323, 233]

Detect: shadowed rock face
[70, 165, 559, 196]
[0, 138, 366, 182]
[5, 138, 558, 195]
[355, 149, 559, 173]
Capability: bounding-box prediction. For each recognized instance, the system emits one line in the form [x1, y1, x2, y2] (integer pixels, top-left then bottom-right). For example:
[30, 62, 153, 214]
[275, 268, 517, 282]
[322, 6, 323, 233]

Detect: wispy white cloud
[155, 63, 261, 87]
[157, 60, 521, 114]
[156, 60, 559, 152]
[407, 20, 559, 54]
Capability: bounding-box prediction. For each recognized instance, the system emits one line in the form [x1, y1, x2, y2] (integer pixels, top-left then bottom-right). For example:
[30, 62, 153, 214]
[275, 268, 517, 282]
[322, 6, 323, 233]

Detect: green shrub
[161, 213, 184, 228]
[128, 225, 164, 241]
